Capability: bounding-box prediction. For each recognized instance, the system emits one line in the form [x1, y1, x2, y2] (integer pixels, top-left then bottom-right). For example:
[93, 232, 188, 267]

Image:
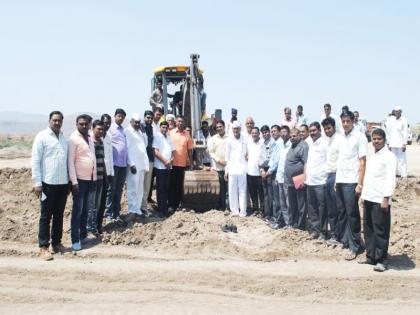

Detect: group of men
[32, 103, 409, 272]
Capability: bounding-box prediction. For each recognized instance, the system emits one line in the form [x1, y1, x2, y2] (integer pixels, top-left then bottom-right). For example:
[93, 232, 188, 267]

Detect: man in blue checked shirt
[31, 111, 70, 261]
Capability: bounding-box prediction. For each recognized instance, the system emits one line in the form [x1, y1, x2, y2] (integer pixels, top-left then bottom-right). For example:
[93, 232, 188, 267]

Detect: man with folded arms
[360, 128, 397, 272]
[247, 127, 264, 215]
[305, 122, 328, 240]
[284, 128, 308, 230]
[32, 111, 69, 260]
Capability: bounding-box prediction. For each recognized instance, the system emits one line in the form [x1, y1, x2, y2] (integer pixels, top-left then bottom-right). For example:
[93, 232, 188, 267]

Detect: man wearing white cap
[225, 121, 248, 217]
[125, 114, 150, 220]
[387, 106, 408, 178]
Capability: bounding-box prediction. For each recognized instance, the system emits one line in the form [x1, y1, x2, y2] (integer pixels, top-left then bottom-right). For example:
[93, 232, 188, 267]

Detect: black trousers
[156, 168, 170, 215]
[169, 166, 186, 209]
[247, 175, 264, 212]
[38, 183, 68, 248]
[307, 184, 328, 237]
[336, 183, 362, 253]
[363, 200, 391, 263]
[148, 167, 156, 201]
[97, 175, 111, 233]
[217, 170, 227, 210]
[261, 173, 273, 217]
[326, 173, 338, 239]
[288, 185, 307, 230]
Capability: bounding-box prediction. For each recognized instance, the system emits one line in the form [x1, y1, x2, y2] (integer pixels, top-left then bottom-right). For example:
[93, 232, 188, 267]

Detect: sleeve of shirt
[358, 133, 368, 158]
[208, 137, 218, 163]
[31, 133, 44, 187]
[187, 135, 193, 150]
[403, 119, 408, 145]
[302, 144, 309, 164]
[225, 141, 231, 173]
[109, 142, 115, 176]
[68, 138, 78, 185]
[267, 144, 279, 174]
[152, 135, 159, 149]
[125, 131, 135, 167]
[384, 153, 397, 197]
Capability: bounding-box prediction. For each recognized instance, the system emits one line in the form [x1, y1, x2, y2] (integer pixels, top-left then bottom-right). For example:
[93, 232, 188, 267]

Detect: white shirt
[125, 126, 149, 172]
[225, 136, 248, 175]
[152, 132, 174, 170]
[336, 128, 368, 184]
[387, 116, 408, 148]
[247, 139, 262, 176]
[208, 133, 228, 171]
[325, 133, 341, 173]
[152, 121, 160, 135]
[305, 136, 328, 185]
[321, 113, 343, 135]
[296, 114, 308, 127]
[31, 127, 69, 187]
[103, 133, 114, 176]
[361, 146, 397, 203]
[354, 121, 366, 134]
[275, 140, 292, 184]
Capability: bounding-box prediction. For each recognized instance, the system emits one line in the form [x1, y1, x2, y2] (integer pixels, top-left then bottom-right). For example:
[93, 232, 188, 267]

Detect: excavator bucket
[182, 170, 220, 211]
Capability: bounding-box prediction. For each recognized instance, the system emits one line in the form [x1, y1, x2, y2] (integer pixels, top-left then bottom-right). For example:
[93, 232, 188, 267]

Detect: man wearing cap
[125, 114, 149, 221]
[387, 106, 409, 178]
[105, 108, 128, 222]
[225, 121, 248, 217]
[166, 113, 176, 131]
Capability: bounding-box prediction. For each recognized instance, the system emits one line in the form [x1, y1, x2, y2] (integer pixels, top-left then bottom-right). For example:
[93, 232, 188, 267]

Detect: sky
[0, 0, 419, 127]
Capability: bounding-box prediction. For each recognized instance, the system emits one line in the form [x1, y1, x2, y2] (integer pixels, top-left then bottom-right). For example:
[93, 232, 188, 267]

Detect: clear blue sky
[0, 0, 419, 127]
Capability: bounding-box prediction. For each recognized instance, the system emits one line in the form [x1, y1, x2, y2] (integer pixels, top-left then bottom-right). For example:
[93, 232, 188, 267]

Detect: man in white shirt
[32, 111, 69, 260]
[152, 107, 163, 135]
[321, 117, 341, 246]
[321, 103, 342, 135]
[225, 121, 248, 217]
[296, 105, 308, 127]
[353, 111, 366, 134]
[336, 111, 368, 260]
[125, 114, 150, 220]
[305, 122, 328, 240]
[153, 121, 175, 217]
[247, 127, 263, 214]
[360, 128, 397, 272]
[208, 120, 228, 210]
[387, 106, 408, 178]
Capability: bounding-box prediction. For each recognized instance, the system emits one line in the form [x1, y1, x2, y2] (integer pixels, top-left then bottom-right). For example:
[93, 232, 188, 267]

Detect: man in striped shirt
[87, 120, 106, 236]
[32, 111, 69, 261]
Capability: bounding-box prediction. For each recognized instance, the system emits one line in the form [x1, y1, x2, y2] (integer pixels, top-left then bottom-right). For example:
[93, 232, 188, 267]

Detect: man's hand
[219, 159, 226, 166]
[34, 186, 42, 198]
[275, 179, 279, 186]
[72, 184, 79, 195]
[381, 198, 389, 212]
[355, 184, 362, 197]
[130, 165, 137, 174]
[164, 159, 172, 169]
[402, 144, 406, 152]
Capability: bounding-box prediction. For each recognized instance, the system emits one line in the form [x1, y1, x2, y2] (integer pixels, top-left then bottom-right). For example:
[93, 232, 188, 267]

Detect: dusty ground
[0, 145, 419, 314]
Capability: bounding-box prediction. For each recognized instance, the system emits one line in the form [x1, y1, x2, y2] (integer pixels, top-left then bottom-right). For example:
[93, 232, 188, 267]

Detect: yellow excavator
[151, 54, 220, 211]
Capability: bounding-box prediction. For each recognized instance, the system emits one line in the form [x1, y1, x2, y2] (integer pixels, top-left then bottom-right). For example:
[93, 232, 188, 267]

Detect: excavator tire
[182, 170, 220, 212]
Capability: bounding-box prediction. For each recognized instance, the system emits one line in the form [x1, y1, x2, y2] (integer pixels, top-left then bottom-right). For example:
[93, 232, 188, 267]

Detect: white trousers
[228, 173, 247, 215]
[390, 147, 407, 178]
[127, 169, 145, 214]
[142, 162, 154, 208]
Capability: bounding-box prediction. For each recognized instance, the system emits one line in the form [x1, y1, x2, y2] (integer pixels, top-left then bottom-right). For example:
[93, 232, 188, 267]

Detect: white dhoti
[228, 173, 247, 215]
[127, 169, 145, 214]
[390, 147, 407, 178]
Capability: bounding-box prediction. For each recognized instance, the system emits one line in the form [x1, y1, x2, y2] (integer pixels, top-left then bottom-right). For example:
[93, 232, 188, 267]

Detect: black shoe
[309, 232, 319, 240]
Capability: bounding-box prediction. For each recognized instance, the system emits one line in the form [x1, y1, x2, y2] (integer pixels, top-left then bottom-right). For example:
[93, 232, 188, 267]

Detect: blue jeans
[276, 183, 289, 225]
[336, 183, 362, 253]
[326, 173, 338, 238]
[87, 179, 104, 232]
[105, 166, 127, 219]
[71, 179, 95, 244]
[271, 173, 280, 219]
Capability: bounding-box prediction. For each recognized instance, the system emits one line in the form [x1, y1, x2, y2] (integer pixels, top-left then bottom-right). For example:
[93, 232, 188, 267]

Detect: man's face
[201, 123, 209, 132]
[157, 81, 162, 89]
[160, 124, 168, 136]
[144, 114, 153, 126]
[354, 112, 359, 122]
[280, 128, 290, 142]
[299, 126, 309, 140]
[324, 106, 331, 116]
[290, 130, 299, 144]
[102, 116, 111, 132]
[297, 106, 303, 114]
[49, 114, 63, 133]
[251, 129, 260, 142]
[77, 118, 90, 136]
[323, 124, 335, 137]
[114, 113, 125, 125]
[216, 122, 225, 136]
[284, 109, 291, 120]
[262, 129, 271, 141]
[309, 126, 320, 140]
[154, 111, 162, 122]
[246, 119, 254, 132]
[233, 127, 241, 138]
[372, 133, 385, 151]
[93, 125, 104, 139]
[271, 127, 280, 140]
[131, 119, 141, 131]
[395, 110, 402, 119]
[232, 112, 237, 119]
[176, 117, 185, 130]
[341, 116, 354, 133]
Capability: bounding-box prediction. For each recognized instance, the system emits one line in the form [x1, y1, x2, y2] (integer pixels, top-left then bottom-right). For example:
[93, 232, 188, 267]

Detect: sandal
[345, 250, 357, 261]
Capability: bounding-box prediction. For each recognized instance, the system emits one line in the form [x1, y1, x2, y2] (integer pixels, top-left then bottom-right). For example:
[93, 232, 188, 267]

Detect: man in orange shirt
[169, 115, 193, 211]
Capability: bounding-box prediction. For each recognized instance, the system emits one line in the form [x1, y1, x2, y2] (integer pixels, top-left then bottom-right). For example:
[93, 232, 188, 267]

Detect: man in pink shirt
[281, 107, 297, 130]
[68, 114, 97, 251]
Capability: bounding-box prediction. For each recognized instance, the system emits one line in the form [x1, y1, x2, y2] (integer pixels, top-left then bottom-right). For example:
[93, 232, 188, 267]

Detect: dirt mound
[0, 168, 419, 262]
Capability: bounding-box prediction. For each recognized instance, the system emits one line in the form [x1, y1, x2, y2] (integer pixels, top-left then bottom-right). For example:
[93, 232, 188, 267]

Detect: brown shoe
[52, 243, 66, 254]
[40, 247, 53, 261]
